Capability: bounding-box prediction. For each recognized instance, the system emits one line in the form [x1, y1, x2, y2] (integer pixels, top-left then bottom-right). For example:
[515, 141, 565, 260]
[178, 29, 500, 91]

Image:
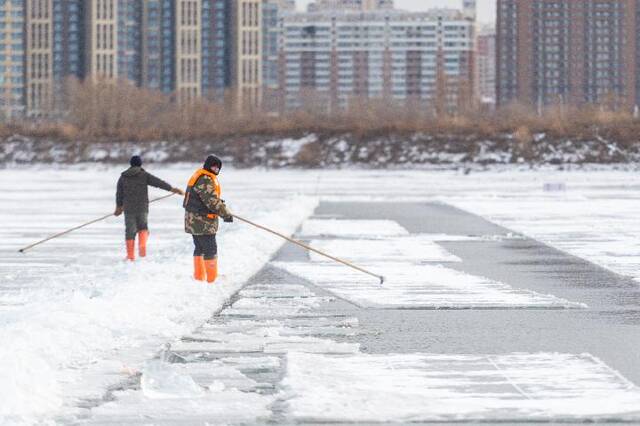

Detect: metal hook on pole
[18, 193, 177, 254]
[232, 214, 386, 285]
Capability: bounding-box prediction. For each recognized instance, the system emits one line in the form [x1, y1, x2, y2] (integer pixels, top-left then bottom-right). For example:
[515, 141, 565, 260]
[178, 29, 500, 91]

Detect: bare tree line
[1, 78, 640, 144]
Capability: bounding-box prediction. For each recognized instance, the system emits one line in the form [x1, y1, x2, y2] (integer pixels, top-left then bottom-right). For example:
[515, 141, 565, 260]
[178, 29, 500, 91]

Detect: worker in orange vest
[183, 155, 233, 283]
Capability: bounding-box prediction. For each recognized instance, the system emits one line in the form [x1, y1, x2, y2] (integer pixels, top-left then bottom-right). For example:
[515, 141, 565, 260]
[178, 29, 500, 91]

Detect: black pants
[125, 212, 148, 240]
[192, 235, 217, 260]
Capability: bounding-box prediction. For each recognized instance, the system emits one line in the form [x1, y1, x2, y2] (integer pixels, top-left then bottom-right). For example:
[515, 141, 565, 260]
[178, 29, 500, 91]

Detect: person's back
[118, 166, 168, 214]
[115, 156, 183, 261]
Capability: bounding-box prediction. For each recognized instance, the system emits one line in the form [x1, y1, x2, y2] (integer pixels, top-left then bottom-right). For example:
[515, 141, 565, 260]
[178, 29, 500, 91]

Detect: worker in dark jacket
[115, 156, 183, 261]
[183, 155, 233, 283]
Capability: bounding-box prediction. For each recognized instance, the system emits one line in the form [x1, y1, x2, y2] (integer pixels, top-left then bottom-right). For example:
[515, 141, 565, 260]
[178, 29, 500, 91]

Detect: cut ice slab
[299, 219, 409, 238]
[171, 326, 360, 355]
[283, 352, 640, 423]
[272, 262, 586, 309]
[88, 387, 274, 425]
[309, 236, 461, 263]
[141, 361, 205, 399]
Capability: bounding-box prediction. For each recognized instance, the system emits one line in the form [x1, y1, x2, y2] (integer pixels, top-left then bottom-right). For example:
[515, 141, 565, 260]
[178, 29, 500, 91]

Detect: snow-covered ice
[274, 261, 585, 309]
[0, 167, 318, 422]
[81, 270, 362, 424]
[3, 166, 640, 423]
[308, 236, 461, 263]
[171, 282, 360, 355]
[450, 195, 640, 282]
[299, 219, 409, 238]
[283, 352, 640, 422]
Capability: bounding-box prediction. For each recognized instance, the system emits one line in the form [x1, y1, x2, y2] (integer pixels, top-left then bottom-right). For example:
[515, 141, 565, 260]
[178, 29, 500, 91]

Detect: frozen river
[2, 165, 640, 423]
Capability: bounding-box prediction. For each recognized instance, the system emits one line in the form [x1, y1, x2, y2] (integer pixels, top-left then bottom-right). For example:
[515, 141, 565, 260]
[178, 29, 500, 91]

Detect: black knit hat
[204, 155, 222, 172]
[130, 155, 142, 167]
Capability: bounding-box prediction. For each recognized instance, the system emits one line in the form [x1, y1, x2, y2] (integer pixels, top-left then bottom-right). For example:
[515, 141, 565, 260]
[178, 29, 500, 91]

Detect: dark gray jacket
[116, 167, 173, 213]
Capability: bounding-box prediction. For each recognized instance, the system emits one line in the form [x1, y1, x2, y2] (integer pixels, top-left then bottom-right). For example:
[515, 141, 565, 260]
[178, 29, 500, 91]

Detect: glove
[114, 206, 124, 217]
[224, 215, 234, 223]
[171, 187, 185, 196]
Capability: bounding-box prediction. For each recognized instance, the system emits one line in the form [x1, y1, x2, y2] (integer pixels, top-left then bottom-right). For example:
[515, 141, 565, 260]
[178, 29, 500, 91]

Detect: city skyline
[296, 0, 497, 23]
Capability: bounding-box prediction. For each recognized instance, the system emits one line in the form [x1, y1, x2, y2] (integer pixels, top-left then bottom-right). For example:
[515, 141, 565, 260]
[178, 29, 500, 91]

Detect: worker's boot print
[126, 240, 135, 261]
[138, 230, 149, 257]
[204, 258, 218, 284]
[194, 256, 205, 281]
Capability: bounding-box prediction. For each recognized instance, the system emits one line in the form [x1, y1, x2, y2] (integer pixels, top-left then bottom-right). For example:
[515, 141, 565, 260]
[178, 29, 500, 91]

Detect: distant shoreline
[2, 131, 639, 167]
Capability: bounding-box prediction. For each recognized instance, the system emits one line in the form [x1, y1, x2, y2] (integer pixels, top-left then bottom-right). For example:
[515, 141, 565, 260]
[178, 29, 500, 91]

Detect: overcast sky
[296, 0, 497, 24]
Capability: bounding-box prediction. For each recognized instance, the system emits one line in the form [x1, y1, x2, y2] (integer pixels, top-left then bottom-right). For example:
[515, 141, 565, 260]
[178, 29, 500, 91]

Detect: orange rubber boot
[138, 230, 149, 257]
[193, 256, 205, 281]
[126, 240, 135, 261]
[204, 258, 218, 284]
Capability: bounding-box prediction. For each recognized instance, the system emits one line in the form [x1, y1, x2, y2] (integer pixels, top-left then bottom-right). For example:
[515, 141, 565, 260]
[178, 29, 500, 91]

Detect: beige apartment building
[85, 0, 118, 81]
[0, 0, 26, 117]
[232, 0, 262, 112]
[25, 0, 53, 116]
[175, 0, 202, 103]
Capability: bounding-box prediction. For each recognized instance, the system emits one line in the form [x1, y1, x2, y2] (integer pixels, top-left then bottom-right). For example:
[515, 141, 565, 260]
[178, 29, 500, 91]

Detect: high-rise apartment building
[263, 0, 294, 112]
[26, 0, 53, 116]
[475, 26, 495, 106]
[118, 0, 143, 84]
[202, 0, 231, 101]
[140, 0, 172, 93]
[138, 0, 230, 102]
[11, 0, 235, 115]
[231, 0, 262, 111]
[85, 0, 118, 80]
[174, 0, 202, 103]
[52, 0, 85, 107]
[497, 0, 640, 109]
[279, 8, 475, 112]
[23, 0, 85, 117]
[0, 0, 26, 118]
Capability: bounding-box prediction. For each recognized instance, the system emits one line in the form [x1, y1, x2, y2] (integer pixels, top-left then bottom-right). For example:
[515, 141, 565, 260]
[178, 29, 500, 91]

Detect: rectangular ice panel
[284, 352, 640, 422]
[309, 236, 461, 263]
[273, 262, 586, 309]
[299, 219, 409, 238]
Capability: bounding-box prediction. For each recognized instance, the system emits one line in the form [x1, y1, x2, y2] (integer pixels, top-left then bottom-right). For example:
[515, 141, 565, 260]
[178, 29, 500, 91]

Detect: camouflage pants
[125, 212, 148, 240]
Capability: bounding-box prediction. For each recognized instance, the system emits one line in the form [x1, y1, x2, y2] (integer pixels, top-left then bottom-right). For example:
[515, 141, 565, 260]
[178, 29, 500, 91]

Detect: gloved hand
[171, 187, 185, 196]
[114, 206, 124, 217]
[224, 215, 234, 223]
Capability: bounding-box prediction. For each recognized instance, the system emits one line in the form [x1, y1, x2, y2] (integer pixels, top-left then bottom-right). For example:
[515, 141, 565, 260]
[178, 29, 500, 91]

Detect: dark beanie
[130, 155, 142, 167]
[203, 155, 222, 172]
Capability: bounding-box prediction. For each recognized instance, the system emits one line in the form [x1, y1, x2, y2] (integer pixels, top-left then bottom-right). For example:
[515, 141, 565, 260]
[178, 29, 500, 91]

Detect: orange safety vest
[183, 169, 222, 219]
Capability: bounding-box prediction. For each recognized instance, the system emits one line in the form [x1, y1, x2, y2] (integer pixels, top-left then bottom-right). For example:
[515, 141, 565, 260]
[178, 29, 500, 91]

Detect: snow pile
[0, 166, 317, 423]
[283, 352, 640, 422]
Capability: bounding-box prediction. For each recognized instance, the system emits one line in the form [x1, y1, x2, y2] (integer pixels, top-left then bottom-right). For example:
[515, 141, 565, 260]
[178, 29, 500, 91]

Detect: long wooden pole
[18, 193, 177, 253]
[232, 214, 385, 285]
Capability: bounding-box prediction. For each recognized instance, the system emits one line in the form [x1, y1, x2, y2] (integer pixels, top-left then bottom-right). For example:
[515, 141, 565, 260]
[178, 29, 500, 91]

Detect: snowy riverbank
[3, 132, 640, 167]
